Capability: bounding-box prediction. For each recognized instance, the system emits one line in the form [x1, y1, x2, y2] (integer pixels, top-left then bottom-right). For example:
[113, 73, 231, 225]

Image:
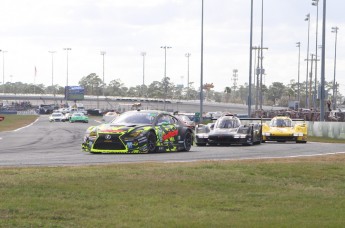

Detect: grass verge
[0, 114, 38, 132]
[1, 155, 345, 227]
[308, 136, 345, 143]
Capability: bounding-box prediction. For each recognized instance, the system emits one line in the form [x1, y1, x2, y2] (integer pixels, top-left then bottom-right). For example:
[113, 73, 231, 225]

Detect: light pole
[251, 46, 259, 110]
[63, 48, 71, 87]
[312, 0, 319, 110]
[0, 49, 2, 93]
[259, 0, 264, 110]
[100, 51, 106, 96]
[296, 42, 301, 104]
[200, 0, 204, 122]
[305, 14, 311, 108]
[9, 75, 13, 93]
[331, 26, 339, 110]
[160, 46, 172, 110]
[141, 52, 146, 86]
[48, 51, 56, 96]
[2, 50, 7, 94]
[185, 53, 191, 100]
[248, 0, 254, 117]
[319, 0, 326, 121]
[309, 54, 315, 108]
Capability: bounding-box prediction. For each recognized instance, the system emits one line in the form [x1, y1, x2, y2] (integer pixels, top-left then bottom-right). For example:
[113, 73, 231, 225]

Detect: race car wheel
[196, 143, 206, 146]
[147, 131, 157, 153]
[244, 131, 254, 146]
[182, 131, 192, 152]
[244, 139, 253, 146]
[255, 129, 262, 144]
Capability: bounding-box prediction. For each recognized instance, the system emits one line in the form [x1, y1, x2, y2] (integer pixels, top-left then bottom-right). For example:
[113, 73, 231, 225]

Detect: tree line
[1, 72, 343, 108]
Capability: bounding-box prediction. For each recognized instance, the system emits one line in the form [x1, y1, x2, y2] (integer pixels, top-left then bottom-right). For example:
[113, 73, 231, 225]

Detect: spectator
[327, 100, 332, 112]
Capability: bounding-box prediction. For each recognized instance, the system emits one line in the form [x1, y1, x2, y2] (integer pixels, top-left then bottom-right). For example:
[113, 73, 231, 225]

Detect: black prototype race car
[194, 113, 262, 146]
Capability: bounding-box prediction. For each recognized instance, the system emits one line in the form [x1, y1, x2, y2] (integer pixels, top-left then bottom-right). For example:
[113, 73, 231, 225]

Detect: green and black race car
[82, 110, 194, 153]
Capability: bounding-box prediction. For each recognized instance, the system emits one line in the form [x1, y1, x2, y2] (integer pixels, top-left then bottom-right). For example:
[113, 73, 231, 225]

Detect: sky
[0, 0, 344, 93]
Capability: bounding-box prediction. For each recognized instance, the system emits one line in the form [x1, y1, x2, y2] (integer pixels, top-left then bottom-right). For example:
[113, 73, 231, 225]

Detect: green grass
[1, 156, 345, 227]
[1, 115, 345, 226]
[308, 136, 345, 143]
[0, 114, 38, 132]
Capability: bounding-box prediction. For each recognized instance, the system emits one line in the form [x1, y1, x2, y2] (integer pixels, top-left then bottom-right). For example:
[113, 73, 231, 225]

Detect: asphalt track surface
[0, 116, 344, 167]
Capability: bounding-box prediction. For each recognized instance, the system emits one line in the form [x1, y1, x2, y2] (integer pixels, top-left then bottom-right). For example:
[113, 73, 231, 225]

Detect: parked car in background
[87, 109, 103, 116]
[174, 114, 195, 130]
[69, 112, 89, 123]
[49, 112, 66, 122]
[102, 111, 119, 123]
[38, 104, 56, 114]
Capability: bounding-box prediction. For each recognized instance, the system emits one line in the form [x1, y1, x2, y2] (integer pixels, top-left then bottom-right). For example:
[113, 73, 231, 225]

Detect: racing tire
[244, 130, 254, 146]
[147, 131, 157, 153]
[196, 143, 207, 147]
[243, 141, 253, 146]
[182, 131, 193, 152]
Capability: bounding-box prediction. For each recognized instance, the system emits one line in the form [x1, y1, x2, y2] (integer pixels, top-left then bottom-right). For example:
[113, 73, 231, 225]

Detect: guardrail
[307, 121, 345, 139]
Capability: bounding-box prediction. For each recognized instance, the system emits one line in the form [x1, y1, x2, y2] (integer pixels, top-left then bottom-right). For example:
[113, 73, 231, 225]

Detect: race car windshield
[270, 119, 292, 127]
[177, 115, 191, 122]
[215, 118, 240, 129]
[111, 112, 154, 125]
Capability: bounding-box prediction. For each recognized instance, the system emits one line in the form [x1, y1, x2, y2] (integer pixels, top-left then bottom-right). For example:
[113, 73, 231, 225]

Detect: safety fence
[307, 121, 345, 139]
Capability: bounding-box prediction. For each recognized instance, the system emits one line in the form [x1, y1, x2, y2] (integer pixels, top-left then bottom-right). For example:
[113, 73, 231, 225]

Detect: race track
[0, 116, 344, 167]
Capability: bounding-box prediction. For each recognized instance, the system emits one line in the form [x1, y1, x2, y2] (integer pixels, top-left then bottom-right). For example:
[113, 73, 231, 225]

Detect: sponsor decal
[157, 128, 163, 142]
[138, 137, 147, 144]
[162, 129, 178, 141]
[140, 145, 148, 152]
[101, 129, 125, 133]
[105, 135, 112, 140]
[127, 142, 133, 149]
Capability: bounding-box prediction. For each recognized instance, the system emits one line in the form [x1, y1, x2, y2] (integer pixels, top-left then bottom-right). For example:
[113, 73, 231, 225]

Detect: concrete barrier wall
[307, 121, 345, 139]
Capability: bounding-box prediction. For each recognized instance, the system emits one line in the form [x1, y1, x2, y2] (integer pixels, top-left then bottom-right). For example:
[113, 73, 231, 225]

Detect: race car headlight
[197, 134, 208, 139]
[89, 130, 97, 137]
[234, 135, 246, 138]
[293, 133, 303, 136]
[263, 132, 271, 136]
[127, 130, 144, 138]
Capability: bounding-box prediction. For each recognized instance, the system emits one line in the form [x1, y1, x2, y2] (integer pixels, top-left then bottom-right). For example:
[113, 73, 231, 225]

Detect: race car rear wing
[239, 117, 306, 126]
